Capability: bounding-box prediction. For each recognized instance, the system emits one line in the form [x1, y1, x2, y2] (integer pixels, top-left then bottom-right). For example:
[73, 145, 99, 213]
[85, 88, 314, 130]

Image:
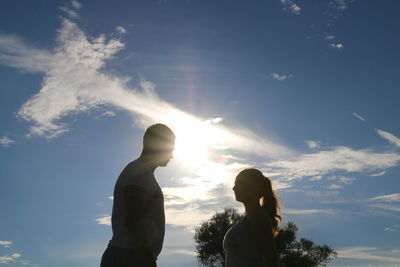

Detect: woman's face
[233, 177, 258, 203]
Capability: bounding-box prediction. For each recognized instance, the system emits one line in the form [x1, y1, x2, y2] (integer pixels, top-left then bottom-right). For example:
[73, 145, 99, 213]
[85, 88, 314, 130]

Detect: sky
[0, 0, 400, 266]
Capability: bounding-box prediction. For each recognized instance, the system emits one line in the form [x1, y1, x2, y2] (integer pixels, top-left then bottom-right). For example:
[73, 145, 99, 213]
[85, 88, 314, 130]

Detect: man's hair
[143, 124, 175, 152]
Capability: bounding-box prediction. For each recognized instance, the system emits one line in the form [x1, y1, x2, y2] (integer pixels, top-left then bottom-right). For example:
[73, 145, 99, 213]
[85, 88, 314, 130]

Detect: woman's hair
[237, 168, 281, 235]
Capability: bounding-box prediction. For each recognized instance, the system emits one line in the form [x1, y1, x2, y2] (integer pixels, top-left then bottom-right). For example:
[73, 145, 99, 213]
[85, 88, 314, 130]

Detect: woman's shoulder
[223, 218, 245, 249]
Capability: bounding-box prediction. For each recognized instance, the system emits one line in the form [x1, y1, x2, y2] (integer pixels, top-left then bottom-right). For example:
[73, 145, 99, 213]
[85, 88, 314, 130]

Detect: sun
[162, 114, 228, 169]
[174, 133, 209, 169]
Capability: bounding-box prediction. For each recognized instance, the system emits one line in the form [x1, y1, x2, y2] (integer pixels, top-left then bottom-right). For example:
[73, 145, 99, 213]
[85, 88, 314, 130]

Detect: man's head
[142, 124, 176, 167]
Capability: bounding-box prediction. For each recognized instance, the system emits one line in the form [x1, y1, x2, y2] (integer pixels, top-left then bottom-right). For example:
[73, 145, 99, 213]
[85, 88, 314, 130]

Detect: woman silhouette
[223, 169, 281, 267]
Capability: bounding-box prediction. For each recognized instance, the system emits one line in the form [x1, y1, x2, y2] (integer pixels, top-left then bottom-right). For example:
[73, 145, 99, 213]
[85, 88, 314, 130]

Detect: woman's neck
[243, 200, 261, 215]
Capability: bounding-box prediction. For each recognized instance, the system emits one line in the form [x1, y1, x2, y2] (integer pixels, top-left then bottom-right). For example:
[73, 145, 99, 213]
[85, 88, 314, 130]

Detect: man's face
[158, 140, 175, 167]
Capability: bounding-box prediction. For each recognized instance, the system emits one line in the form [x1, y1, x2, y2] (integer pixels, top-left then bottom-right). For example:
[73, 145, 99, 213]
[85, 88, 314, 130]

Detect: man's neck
[138, 154, 157, 172]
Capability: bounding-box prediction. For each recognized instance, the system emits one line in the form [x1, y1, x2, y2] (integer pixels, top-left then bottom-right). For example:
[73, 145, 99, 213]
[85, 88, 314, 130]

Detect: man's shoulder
[118, 159, 154, 186]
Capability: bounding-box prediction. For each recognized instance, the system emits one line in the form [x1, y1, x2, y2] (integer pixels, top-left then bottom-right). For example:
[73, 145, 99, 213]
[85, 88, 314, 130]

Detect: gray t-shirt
[109, 159, 165, 258]
[223, 217, 266, 267]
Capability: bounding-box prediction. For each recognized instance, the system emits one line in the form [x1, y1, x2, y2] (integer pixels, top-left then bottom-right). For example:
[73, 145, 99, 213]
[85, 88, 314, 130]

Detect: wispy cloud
[0, 253, 21, 264]
[368, 191, 400, 213]
[325, 35, 335, 40]
[352, 112, 366, 121]
[369, 193, 400, 202]
[0, 241, 12, 248]
[0, 18, 292, 159]
[271, 73, 291, 81]
[265, 146, 400, 181]
[337, 246, 400, 263]
[376, 129, 400, 148]
[0, 136, 15, 146]
[279, 0, 301, 15]
[96, 215, 111, 226]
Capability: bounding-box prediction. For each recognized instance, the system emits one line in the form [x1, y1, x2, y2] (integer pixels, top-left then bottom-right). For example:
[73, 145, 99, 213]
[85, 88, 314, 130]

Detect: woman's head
[233, 168, 281, 232]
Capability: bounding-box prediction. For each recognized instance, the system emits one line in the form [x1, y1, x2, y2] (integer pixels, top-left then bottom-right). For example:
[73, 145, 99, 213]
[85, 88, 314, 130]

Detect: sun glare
[165, 112, 232, 169]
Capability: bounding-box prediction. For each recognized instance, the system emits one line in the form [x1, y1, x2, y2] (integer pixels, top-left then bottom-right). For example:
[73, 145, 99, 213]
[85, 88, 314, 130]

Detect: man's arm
[123, 184, 155, 265]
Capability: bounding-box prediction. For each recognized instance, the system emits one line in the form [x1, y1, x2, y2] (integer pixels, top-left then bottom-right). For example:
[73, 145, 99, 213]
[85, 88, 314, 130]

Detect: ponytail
[260, 177, 281, 236]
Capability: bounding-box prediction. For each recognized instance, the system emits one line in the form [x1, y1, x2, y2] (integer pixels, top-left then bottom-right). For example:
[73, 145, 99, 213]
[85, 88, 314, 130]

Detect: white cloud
[0, 253, 21, 264]
[0, 241, 12, 248]
[96, 215, 111, 226]
[337, 247, 400, 263]
[376, 129, 400, 148]
[0, 136, 15, 146]
[329, 175, 355, 185]
[330, 0, 351, 11]
[369, 193, 400, 202]
[329, 43, 344, 49]
[369, 171, 386, 176]
[325, 35, 335, 40]
[266, 146, 400, 181]
[0, 35, 53, 72]
[369, 204, 400, 213]
[60, 6, 79, 18]
[162, 248, 196, 257]
[271, 73, 290, 81]
[327, 184, 343, 190]
[352, 112, 366, 121]
[71, 0, 82, 9]
[305, 140, 320, 149]
[115, 26, 127, 34]
[280, 0, 301, 15]
[102, 110, 116, 117]
[205, 117, 223, 124]
[0, 18, 292, 159]
[284, 208, 337, 215]
[384, 226, 399, 232]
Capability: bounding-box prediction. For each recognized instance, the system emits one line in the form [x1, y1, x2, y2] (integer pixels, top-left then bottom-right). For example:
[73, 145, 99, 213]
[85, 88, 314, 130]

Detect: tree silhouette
[194, 208, 337, 267]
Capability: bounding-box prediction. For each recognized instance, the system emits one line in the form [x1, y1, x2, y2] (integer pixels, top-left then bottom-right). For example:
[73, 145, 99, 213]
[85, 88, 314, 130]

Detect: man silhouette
[101, 124, 175, 267]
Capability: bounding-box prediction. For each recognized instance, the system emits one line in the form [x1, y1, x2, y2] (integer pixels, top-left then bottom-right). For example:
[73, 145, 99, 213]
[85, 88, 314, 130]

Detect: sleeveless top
[223, 217, 266, 267]
[109, 159, 165, 258]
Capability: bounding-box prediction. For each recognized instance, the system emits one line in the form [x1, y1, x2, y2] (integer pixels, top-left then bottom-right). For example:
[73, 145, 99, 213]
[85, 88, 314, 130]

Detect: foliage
[275, 222, 337, 267]
[194, 208, 337, 267]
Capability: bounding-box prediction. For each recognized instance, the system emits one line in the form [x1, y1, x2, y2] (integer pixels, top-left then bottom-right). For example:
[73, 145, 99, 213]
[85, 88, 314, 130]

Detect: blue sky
[1, 0, 400, 266]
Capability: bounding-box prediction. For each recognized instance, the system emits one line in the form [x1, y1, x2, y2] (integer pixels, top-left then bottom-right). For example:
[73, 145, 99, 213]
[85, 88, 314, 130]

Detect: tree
[194, 208, 337, 267]
[275, 222, 337, 267]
